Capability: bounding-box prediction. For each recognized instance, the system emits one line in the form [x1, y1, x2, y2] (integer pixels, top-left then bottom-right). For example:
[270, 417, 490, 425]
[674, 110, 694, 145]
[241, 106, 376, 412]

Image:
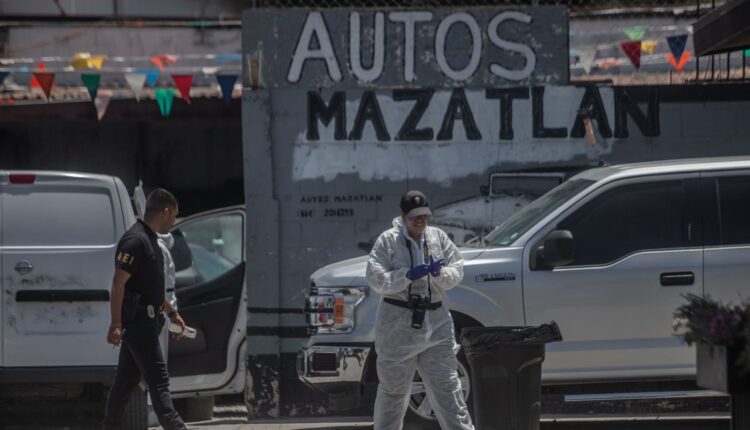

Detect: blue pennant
[215, 54, 242, 63]
[134, 69, 160, 86]
[666, 34, 688, 60]
[216, 74, 238, 106]
[0, 71, 8, 85]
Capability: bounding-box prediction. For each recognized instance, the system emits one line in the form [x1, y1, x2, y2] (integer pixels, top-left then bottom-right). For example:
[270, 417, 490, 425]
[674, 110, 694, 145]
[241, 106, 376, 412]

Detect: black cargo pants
[103, 310, 186, 430]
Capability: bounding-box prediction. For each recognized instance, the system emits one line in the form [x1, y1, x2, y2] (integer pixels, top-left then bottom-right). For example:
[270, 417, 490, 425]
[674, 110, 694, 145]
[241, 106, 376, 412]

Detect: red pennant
[667, 51, 692, 72]
[171, 74, 193, 103]
[33, 72, 55, 100]
[621, 40, 642, 69]
[30, 61, 47, 88]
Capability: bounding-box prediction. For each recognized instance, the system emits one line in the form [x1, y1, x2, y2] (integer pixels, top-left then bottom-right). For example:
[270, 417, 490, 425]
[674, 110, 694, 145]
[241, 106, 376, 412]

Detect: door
[702, 172, 750, 305]
[523, 175, 703, 381]
[1, 173, 123, 367]
[168, 208, 246, 392]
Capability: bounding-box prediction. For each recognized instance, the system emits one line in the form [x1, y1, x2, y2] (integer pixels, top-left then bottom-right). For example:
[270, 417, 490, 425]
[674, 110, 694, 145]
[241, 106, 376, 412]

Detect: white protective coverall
[366, 216, 474, 430]
[157, 232, 177, 359]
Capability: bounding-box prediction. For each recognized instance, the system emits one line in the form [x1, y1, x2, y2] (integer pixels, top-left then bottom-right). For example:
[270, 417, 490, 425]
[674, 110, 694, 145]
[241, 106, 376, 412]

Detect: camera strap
[404, 235, 432, 303]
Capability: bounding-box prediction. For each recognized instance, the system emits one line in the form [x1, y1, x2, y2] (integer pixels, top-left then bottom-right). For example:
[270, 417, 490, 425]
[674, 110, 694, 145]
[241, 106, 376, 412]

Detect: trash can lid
[460, 322, 563, 348]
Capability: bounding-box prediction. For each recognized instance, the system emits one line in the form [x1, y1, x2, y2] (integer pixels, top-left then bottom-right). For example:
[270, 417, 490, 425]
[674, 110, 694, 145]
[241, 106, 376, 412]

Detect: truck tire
[122, 389, 148, 430]
[174, 396, 215, 422]
[403, 316, 478, 429]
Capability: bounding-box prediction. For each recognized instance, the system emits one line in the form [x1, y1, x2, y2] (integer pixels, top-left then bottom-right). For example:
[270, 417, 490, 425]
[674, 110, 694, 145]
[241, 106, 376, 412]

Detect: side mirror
[479, 185, 489, 196]
[536, 230, 574, 269]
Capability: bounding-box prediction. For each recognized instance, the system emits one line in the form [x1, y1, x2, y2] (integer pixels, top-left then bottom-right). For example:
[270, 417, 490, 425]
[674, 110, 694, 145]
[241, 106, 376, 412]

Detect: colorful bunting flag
[624, 25, 647, 41]
[202, 66, 220, 76]
[125, 73, 147, 101]
[155, 88, 175, 117]
[215, 54, 242, 63]
[666, 34, 689, 61]
[667, 51, 692, 72]
[641, 40, 658, 55]
[30, 61, 46, 88]
[150, 54, 178, 71]
[171, 74, 193, 103]
[94, 90, 113, 121]
[33, 72, 55, 100]
[216, 74, 238, 106]
[81, 73, 101, 101]
[71, 52, 107, 70]
[621, 41, 642, 69]
[0, 71, 8, 85]
[577, 48, 597, 74]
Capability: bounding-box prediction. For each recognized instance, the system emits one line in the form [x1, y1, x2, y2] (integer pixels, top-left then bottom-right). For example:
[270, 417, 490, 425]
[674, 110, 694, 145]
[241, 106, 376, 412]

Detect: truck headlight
[306, 286, 367, 334]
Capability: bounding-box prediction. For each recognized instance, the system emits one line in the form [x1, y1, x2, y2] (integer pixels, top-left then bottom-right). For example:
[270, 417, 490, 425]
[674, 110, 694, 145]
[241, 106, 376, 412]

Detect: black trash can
[461, 322, 562, 430]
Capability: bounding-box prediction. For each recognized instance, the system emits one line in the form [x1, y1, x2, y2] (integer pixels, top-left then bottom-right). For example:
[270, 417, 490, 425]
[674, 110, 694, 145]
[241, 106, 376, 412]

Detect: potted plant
[673, 293, 750, 394]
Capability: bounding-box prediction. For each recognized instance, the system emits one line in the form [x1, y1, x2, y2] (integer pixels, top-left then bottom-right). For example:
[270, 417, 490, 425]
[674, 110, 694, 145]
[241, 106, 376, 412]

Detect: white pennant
[578, 47, 597, 74]
[201, 66, 220, 75]
[94, 90, 113, 121]
[125, 72, 147, 101]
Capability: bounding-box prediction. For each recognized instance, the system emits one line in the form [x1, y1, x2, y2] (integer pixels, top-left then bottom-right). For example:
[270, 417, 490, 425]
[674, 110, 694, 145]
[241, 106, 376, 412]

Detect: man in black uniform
[103, 188, 188, 430]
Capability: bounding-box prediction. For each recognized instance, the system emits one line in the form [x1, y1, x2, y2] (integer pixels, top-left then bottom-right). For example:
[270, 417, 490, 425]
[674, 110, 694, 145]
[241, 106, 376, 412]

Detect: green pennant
[81, 73, 101, 101]
[623, 25, 647, 41]
[745, 49, 750, 57]
[155, 88, 175, 117]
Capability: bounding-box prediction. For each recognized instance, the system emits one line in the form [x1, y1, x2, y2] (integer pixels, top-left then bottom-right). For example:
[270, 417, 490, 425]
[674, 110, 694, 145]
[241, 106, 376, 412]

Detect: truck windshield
[479, 178, 595, 247]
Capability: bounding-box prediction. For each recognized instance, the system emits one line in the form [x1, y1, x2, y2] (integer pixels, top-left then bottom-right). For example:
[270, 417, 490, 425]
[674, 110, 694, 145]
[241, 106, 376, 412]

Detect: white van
[0, 173, 247, 428]
[0, 171, 145, 425]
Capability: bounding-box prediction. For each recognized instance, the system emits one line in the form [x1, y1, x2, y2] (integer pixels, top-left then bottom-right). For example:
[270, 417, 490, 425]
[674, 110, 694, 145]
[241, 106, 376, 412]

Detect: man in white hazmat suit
[366, 190, 474, 430]
[157, 232, 178, 359]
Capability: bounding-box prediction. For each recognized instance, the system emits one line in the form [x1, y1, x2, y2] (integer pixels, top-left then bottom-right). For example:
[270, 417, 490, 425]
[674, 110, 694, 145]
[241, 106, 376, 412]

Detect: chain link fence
[250, 0, 745, 85]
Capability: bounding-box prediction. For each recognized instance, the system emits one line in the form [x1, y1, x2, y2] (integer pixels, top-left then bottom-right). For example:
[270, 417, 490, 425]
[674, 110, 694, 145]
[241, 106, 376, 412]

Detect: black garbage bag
[460, 322, 562, 430]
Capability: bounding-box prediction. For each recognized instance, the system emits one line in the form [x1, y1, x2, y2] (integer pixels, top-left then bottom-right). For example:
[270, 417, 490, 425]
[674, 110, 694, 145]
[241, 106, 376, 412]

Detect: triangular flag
[745, 49, 750, 57]
[143, 70, 159, 86]
[202, 66, 220, 76]
[621, 41, 642, 69]
[33, 72, 55, 100]
[94, 90, 113, 121]
[216, 74, 238, 106]
[150, 55, 165, 71]
[81, 73, 101, 101]
[667, 51, 692, 72]
[125, 73, 147, 101]
[577, 48, 597, 74]
[30, 61, 46, 88]
[155, 88, 175, 117]
[88, 55, 106, 70]
[171, 74, 193, 103]
[641, 40, 658, 55]
[70, 53, 92, 70]
[624, 25, 647, 41]
[0, 71, 8, 85]
[666, 34, 689, 61]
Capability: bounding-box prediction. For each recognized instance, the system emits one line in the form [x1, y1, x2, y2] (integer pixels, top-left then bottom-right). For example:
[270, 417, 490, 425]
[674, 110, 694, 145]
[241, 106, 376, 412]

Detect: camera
[408, 294, 430, 329]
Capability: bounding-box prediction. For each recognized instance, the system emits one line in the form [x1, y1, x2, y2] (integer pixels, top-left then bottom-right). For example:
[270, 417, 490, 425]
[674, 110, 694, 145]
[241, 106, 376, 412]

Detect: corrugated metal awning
[693, 0, 750, 56]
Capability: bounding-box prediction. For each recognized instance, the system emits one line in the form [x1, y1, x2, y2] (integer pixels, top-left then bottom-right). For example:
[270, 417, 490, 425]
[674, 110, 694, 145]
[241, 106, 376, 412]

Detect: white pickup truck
[298, 157, 750, 428]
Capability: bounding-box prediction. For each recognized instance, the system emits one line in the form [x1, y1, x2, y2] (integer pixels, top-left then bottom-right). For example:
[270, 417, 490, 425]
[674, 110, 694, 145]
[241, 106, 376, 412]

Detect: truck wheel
[174, 396, 215, 422]
[122, 389, 148, 430]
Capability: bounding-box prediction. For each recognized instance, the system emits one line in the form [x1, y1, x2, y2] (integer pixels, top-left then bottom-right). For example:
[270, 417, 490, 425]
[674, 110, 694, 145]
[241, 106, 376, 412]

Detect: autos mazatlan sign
[244, 7, 569, 88]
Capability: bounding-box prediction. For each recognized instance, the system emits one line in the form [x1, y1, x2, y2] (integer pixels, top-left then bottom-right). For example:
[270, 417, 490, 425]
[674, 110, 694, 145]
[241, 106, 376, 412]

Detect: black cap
[400, 190, 432, 217]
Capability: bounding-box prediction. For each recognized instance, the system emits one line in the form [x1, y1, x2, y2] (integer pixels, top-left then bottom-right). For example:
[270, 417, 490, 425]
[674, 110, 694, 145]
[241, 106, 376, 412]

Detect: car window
[172, 213, 243, 282]
[717, 176, 750, 245]
[557, 180, 689, 266]
[3, 188, 116, 246]
[482, 178, 595, 247]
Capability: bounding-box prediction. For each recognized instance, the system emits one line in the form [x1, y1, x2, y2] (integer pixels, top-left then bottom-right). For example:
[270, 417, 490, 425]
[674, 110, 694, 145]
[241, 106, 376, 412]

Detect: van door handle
[660, 272, 694, 286]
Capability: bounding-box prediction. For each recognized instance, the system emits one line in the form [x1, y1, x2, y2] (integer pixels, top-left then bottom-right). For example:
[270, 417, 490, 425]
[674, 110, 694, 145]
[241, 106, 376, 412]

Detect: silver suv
[298, 156, 750, 426]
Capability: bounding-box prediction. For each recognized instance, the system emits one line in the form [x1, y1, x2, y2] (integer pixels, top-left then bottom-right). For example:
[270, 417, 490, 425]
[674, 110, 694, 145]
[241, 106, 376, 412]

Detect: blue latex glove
[428, 256, 445, 277]
[407, 264, 430, 281]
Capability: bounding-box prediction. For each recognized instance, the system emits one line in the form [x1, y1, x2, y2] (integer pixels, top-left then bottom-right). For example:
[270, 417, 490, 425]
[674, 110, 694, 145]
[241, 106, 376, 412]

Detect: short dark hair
[144, 188, 178, 219]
